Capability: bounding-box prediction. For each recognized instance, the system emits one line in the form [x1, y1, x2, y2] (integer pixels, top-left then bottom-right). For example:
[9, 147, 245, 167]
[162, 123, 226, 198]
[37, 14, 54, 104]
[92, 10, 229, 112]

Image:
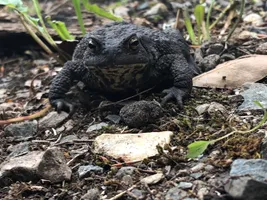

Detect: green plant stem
[209, 1, 236, 29]
[72, 0, 86, 35]
[183, 8, 197, 45]
[18, 14, 63, 64]
[225, 0, 245, 42]
[206, 0, 215, 40]
[32, 0, 51, 39]
[22, 14, 69, 61]
[213, 101, 267, 143]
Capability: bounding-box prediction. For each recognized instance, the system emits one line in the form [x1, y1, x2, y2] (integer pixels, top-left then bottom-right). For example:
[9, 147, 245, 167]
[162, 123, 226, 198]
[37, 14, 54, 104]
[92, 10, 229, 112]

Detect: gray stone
[230, 159, 267, 182]
[4, 121, 37, 140]
[140, 172, 164, 185]
[120, 100, 163, 128]
[190, 173, 203, 179]
[238, 83, 267, 110]
[261, 133, 267, 159]
[256, 42, 267, 54]
[196, 102, 228, 117]
[220, 53, 236, 61]
[39, 111, 68, 129]
[56, 120, 74, 132]
[122, 175, 133, 186]
[57, 134, 78, 145]
[7, 142, 30, 158]
[131, 189, 145, 199]
[178, 182, 193, 189]
[0, 147, 71, 186]
[86, 122, 108, 132]
[200, 54, 220, 72]
[37, 147, 72, 183]
[225, 176, 267, 200]
[191, 163, 205, 172]
[206, 43, 224, 55]
[80, 188, 100, 200]
[105, 114, 121, 124]
[78, 165, 103, 179]
[204, 165, 215, 172]
[165, 187, 188, 200]
[114, 6, 129, 18]
[194, 48, 204, 65]
[115, 166, 136, 178]
[144, 3, 168, 17]
[197, 187, 209, 199]
[170, 2, 192, 9]
[243, 13, 263, 26]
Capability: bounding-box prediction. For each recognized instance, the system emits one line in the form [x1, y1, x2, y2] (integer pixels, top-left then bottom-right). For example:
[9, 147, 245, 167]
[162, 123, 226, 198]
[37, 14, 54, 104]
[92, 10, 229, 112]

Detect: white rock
[243, 13, 263, 26]
[86, 122, 108, 132]
[93, 131, 173, 162]
[140, 172, 164, 185]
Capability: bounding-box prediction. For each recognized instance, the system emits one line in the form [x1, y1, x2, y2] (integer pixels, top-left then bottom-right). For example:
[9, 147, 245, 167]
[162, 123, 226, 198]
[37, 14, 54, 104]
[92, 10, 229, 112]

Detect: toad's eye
[88, 38, 99, 51]
[128, 36, 139, 50]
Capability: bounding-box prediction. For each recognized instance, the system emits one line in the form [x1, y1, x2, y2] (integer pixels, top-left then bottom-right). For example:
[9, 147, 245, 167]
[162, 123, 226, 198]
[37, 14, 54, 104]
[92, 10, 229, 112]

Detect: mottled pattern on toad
[49, 22, 200, 112]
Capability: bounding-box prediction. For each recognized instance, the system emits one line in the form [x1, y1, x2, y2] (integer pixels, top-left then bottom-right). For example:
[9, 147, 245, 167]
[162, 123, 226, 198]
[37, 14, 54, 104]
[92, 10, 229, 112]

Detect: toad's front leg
[159, 54, 194, 109]
[49, 61, 87, 113]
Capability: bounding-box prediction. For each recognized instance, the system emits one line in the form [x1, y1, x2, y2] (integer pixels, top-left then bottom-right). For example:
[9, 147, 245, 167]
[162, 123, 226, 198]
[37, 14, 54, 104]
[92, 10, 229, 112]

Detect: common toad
[49, 22, 200, 113]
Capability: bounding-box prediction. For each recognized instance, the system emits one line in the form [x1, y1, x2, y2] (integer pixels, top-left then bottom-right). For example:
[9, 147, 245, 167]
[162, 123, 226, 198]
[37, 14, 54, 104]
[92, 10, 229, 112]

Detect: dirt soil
[1, 0, 267, 199]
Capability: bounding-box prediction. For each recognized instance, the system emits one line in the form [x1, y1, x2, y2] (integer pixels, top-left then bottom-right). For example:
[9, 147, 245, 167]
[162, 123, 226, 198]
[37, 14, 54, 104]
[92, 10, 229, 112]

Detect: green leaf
[186, 140, 211, 158]
[0, 0, 28, 13]
[82, 0, 123, 21]
[46, 17, 75, 41]
[183, 8, 197, 45]
[72, 0, 86, 35]
[26, 16, 43, 33]
[194, 4, 205, 44]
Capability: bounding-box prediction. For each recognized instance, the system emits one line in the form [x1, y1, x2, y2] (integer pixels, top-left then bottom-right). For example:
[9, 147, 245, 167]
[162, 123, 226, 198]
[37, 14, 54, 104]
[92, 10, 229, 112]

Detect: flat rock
[78, 165, 103, 179]
[165, 187, 188, 200]
[195, 102, 228, 117]
[80, 188, 100, 200]
[206, 43, 224, 55]
[238, 83, 267, 110]
[86, 122, 108, 132]
[225, 176, 267, 200]
[93, 131, 173, 162]
[116, 166, 136, 178]
[4, 121, 37, 140]
[39, 111, 68, 129]
[243, 13, 263, 26]
[140, 172, 164, 185]
[7, 142, 30, 158]
[0, 147, 71, 186]
[144, 3, 168, 17]
[230, 159, 267, 182]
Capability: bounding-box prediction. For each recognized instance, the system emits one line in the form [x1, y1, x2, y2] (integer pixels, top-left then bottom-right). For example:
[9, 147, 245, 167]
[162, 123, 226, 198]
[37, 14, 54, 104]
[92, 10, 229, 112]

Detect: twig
[209, 1, 237, 30]
[219, 9, 235, 39]
[29, 71, 48, 98]
[0, 103, 51, 125]
[174, 9, 181, 30]
[107, 184, 138, 200]
[225, 0, 245, 42]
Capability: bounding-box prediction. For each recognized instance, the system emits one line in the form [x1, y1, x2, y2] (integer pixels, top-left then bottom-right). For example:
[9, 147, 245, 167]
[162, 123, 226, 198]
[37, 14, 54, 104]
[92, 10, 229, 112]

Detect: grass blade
[183, 8, 197, 45]
[82, 0, 122, 21]
[72, 0, 86, 35]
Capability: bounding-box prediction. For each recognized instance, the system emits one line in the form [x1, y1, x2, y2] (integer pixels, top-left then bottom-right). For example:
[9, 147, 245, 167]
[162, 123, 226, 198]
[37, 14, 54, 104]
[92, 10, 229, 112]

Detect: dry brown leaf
[193, 54, 267, 88]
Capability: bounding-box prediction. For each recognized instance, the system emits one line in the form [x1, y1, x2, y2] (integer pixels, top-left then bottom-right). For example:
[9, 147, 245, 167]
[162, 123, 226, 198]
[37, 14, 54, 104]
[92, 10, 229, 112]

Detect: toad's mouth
[87, 63, 147, 70]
